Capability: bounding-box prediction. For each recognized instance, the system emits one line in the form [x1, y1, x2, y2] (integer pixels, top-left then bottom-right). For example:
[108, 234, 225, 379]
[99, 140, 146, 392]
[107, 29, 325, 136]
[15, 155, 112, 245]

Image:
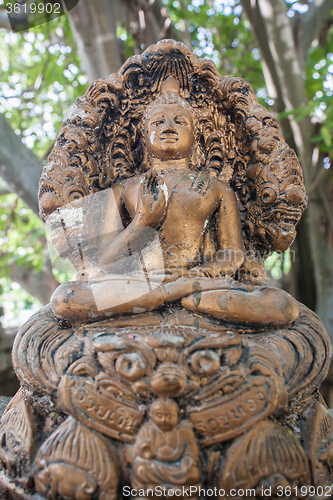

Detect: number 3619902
[5, 2, 61, 14]
[277, 485, 331, 497]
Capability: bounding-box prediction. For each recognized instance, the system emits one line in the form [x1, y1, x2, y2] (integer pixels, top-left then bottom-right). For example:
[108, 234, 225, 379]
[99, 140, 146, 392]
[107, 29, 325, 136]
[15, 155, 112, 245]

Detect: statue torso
[117, 170, 224, 269]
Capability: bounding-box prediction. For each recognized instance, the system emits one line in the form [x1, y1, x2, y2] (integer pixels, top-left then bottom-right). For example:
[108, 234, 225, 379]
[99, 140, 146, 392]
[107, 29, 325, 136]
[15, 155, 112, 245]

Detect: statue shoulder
[213, 177, 238, 201]
[111, 174, 145, 201]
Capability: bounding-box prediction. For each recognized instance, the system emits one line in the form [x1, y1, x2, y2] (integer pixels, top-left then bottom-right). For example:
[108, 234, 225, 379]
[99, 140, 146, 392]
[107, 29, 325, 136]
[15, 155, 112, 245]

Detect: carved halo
[38, 39, 307, 255]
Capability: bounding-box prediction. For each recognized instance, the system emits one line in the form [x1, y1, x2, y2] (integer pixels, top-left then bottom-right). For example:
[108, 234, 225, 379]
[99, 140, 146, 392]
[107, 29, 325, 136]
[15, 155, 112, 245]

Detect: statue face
[145, 103, 195, 160]
[151, 403, 178, 431]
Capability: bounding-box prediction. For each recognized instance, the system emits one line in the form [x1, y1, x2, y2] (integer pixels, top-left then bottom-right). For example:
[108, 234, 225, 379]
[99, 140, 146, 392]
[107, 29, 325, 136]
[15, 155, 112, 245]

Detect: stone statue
[0, 40, 332, 500]
[128, 398, 201, 498]
[49, 74, 298, 328]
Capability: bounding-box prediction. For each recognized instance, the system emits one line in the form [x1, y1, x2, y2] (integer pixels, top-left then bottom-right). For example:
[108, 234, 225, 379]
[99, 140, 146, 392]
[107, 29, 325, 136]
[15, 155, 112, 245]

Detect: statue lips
[160, 131, 178, 143]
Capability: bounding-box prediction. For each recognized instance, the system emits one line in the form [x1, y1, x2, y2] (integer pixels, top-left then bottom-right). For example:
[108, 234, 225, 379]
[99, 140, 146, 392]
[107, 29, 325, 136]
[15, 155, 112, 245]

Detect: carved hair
[150, 398, 179, 415]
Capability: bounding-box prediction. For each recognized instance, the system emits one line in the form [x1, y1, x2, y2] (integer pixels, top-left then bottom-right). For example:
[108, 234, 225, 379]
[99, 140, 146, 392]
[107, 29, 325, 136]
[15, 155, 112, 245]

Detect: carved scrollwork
[93, 333, 157, 382]
[176, 333, 286, 445]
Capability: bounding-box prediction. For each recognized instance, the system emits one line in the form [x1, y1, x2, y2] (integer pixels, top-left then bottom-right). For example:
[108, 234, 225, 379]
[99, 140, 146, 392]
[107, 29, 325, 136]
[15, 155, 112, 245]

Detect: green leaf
[320, 125, 333, 148]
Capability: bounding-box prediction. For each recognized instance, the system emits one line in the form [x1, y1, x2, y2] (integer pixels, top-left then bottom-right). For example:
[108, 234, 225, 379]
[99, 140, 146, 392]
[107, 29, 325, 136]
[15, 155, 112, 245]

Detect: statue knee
[51, 282, 81, 320]
[262, 288, 299, 326]
[281, 294, 299, 324]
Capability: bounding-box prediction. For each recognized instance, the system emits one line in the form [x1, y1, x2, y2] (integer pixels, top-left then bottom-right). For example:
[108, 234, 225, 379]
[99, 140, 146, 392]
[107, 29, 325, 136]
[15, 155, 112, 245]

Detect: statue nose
[151, 363, 187, 397]
[285, 185, 306, 205]
[162, 126, 176, 133]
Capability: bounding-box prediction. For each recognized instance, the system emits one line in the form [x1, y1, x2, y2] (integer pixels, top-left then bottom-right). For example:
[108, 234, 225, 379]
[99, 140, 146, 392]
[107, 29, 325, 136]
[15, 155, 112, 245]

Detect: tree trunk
[0, 114, 59, 303]
[8, 259, 59, 305]
[67, 0, 176, 81]
[240, 0, 333, 341]
[0, 114, 41, 215]
[66, 0, 125, 81]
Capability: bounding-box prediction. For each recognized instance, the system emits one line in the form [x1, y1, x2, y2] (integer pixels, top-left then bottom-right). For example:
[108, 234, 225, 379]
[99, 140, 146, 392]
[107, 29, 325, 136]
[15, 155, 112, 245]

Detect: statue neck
[150, 157, 190, 172]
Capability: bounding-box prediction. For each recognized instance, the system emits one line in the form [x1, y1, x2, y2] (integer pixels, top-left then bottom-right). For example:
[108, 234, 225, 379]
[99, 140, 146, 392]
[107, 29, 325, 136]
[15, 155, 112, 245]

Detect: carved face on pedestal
[150, 398, 179, 431]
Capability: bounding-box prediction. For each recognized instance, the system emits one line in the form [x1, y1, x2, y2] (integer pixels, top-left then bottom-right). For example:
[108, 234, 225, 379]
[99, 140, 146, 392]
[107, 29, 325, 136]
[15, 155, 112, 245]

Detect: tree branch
[241, 0, 314, 185]
[240, 0, 297, 150]
[8, 258, 59, 305]
[0, 9, 11, 30]
[67, 0, 124, 81]
[0, 119, 59, 305]
[0, 114, 42, 215]
[2, 199, 17, 238]
[298, 0, 333, 64]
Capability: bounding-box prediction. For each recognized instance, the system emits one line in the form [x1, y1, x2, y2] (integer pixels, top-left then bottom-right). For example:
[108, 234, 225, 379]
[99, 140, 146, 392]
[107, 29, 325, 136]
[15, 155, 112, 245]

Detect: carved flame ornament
[0, 40, 332, 500]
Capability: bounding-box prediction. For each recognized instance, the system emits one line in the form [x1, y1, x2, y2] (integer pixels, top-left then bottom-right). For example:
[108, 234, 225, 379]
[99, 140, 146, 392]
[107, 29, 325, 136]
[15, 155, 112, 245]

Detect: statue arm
[98, 172, 167, 271]
[193, 183, 244, 278]
[98, 185, 152, 270]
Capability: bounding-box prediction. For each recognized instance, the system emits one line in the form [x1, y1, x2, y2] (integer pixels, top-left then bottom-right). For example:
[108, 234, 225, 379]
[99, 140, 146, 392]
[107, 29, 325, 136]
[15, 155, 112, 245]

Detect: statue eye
[260, 186, 278, 204]
[151, 117, 165, 126]
[189, 349, 220, 375]
[115, 353, 146, 381]
[174, 115, 188, 125]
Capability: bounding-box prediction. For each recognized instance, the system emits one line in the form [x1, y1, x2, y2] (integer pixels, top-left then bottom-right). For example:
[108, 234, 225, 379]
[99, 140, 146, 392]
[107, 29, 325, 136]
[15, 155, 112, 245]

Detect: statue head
[143, 77, 195, 161]
[150, 397, 179, 431]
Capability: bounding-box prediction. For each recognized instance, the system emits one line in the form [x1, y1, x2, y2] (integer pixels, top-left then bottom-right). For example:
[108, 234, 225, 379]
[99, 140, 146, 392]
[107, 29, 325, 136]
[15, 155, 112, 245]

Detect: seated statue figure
[50, 75, 299, 328]
[128, 398, 200, 498]
[1, 40, 333, 500]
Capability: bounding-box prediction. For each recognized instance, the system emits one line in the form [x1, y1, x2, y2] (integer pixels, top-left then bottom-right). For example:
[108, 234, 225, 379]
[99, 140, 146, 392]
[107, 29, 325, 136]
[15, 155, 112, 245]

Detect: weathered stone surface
[0, 399, 10, 420]
[1, 40, 332, 500]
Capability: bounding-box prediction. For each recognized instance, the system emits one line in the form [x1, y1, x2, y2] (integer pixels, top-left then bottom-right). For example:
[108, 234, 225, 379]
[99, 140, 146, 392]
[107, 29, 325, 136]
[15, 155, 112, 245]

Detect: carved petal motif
[300, 400, 333, 487]
[219, 419, 310, 496]
[12, 305, 83, 395]
[0, 389, 35, 481]
[255, 304, 331, 404]
[34, 417, 119, 500]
